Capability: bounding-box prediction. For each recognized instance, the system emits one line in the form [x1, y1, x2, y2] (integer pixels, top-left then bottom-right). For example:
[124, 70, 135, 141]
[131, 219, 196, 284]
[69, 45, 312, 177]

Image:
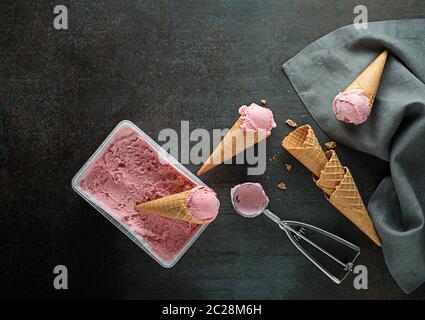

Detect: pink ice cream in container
[72, 120, 220, 267]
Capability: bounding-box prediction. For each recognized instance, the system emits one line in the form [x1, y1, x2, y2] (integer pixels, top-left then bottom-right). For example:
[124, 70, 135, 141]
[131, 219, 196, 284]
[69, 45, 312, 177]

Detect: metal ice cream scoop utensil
[231, 199, 361, 284]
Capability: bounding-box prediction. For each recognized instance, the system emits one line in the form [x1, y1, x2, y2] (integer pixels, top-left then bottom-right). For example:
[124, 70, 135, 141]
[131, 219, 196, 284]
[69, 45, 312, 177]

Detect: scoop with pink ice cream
[239, 103, 277, 132]
[230, 182, 361, 283]
[332, 89, 371, 125]
[230, 182, 269, 217]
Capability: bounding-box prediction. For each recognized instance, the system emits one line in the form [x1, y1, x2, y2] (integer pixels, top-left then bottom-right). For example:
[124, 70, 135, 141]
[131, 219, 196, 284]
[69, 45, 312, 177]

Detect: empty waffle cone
[314, 150, 345, 195]
[315, 151, 381, 246]
[345, 50, 388, 105]
[283, 126, 381, 246]
[282, 124, 328, 177]
[135, 189, 203, 224]
[197, 118, 269, 176]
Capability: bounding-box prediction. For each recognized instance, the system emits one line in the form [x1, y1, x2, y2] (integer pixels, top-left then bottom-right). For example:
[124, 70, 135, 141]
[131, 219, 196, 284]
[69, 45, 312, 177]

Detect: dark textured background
[1, 0, 425, 299]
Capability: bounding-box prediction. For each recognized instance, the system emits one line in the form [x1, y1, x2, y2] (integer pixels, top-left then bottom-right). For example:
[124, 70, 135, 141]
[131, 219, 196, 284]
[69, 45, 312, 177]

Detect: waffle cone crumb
[325, 141, 337, 150]
[285, 119, 297, 128]
[277, 182, 287, 190]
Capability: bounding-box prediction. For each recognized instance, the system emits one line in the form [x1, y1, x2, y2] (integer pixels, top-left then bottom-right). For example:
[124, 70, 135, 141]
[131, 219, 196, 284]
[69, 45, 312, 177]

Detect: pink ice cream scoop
[187, 186, 220, 223]
[239, 103, 277, 132]
[332, 89, 371, 125]
[230, 182, 269, 217]
[230, 182, 362, 284]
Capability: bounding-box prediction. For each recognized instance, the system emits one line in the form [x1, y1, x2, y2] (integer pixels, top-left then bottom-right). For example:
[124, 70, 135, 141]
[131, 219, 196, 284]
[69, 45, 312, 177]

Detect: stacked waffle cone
[345, 50, 388, 105]
[135, 189, 204, 224]
[281, 124, 328, 177]
[197, 117, 269, 176]
[315, 151, 381, 246]
[282, 125, 381, 246]
[314, 150, 345, 195]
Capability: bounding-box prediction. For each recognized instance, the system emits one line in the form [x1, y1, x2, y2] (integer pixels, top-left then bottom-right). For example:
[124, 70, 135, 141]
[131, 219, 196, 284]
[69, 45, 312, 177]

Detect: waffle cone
[197, 117, 269, 176]
[313, 151, 381, 246]
[281, 125, 328, 177]
[345, 50, 388, 105]
[134, 189, 203, 224]
[327, 168, 381, 246]
[314, 150, 345, 195]
[283, 126, 381, 246]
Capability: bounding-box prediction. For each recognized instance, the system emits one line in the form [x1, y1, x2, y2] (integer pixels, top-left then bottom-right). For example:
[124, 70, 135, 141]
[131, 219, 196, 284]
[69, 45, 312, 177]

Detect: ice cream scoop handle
[262, 209, 282, 225]
[264, 209, 348, 267]
[262, 209, 360, 284]
[263, 210, 329, 252]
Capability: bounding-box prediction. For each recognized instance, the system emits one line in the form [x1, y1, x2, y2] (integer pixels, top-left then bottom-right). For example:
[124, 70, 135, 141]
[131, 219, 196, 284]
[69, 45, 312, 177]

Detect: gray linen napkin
[282, 19, 425, 293]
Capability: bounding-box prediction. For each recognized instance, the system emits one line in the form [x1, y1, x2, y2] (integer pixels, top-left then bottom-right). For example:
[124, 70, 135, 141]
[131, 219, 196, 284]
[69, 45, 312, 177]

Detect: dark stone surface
[1, 0, 425, 299]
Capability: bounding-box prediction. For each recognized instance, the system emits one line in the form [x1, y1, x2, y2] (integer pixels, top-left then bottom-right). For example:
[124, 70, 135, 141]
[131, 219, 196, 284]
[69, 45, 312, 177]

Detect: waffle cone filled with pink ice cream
[135, 186, 220, 224]
[333, 50, 388, 125]
[197, 103, 276, 176]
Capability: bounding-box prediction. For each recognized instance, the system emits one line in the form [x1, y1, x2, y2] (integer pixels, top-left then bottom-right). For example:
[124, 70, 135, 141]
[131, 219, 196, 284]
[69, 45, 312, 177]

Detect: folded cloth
[283, 19, 425, 294]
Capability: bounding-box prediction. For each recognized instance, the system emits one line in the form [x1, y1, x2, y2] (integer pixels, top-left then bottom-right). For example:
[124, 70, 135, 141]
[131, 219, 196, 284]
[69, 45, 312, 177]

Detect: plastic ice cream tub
[72, 120, 211, 268]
